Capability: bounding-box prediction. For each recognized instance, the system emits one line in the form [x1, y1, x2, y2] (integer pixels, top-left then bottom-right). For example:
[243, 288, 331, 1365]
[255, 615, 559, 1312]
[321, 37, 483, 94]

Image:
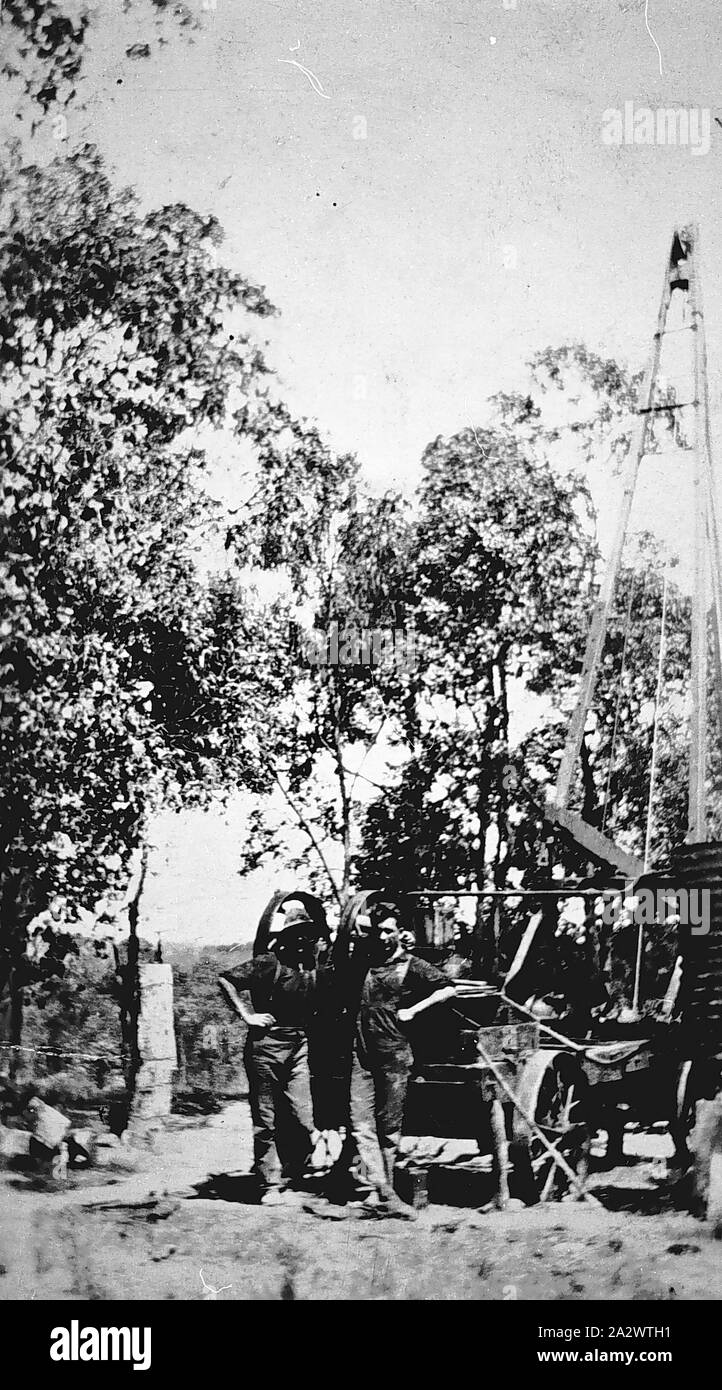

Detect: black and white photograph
[1, 0, 722, 1342]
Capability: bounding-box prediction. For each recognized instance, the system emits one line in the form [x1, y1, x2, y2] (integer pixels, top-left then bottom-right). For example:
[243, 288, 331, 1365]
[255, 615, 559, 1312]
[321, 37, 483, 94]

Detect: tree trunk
[122, 843, 148, 1116]
[473, 667, 498, 978]
[0, 885, 28, 1078]
[329, 670, 352, 902]
[7, 971, 23, 1082]
[333, 731, 352, 902]
[491, 651, 512, 973]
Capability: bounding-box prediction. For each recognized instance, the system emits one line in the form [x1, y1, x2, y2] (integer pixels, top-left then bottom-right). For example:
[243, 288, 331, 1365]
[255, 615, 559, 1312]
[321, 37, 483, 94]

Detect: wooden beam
[688, 225, 722, 786]
[544, 803, 645, 878]
[554, 241, 676, 809]
[688, 224, 708, 841]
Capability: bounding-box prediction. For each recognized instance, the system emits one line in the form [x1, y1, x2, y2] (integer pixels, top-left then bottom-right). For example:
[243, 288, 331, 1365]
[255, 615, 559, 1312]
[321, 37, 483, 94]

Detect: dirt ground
[1, 1103, 720, 1301]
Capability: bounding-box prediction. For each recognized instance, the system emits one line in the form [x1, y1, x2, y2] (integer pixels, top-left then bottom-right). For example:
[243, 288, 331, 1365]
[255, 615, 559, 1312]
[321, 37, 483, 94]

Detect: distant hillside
[7, 938, 253, 1113]
[164, 941, 253, 970]
[165, 942, 252, 1110]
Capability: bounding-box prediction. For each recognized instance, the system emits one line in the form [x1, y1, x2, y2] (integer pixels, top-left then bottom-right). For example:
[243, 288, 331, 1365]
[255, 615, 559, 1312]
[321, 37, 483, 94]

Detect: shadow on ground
[191, 1172, 261, 1204]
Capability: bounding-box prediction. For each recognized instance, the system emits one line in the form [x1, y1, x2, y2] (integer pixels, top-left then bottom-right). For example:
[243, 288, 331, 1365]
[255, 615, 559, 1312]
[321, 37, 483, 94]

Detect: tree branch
[262, 759, 342, 907]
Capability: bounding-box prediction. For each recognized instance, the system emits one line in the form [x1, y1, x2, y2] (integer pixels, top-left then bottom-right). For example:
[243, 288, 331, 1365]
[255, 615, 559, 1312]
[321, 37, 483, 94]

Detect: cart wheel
[512, 1051, 590, 1204]
[254, 890, 329, 957]
[670, 1060, 697, 1168]
[709, 1147, 722, 1234]
[330, 890, 409, 963]
[689, 1094, 722, 1232]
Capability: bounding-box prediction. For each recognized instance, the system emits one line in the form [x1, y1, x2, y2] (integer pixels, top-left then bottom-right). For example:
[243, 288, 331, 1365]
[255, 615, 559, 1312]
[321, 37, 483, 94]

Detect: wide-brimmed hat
[277, 902, 316, 932]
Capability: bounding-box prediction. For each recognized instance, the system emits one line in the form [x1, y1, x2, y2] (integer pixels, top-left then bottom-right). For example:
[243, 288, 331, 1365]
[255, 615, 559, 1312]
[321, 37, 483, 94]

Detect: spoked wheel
[512, 1051, 591, 1204]
[670, 1060, 697, 1168]
[709, 1137, 722, 1234]
[254, 890, 329, 957]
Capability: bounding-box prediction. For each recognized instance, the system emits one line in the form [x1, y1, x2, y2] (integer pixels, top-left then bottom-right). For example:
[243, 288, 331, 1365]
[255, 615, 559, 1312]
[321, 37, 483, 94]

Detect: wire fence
[0, 1017, 248, 1112]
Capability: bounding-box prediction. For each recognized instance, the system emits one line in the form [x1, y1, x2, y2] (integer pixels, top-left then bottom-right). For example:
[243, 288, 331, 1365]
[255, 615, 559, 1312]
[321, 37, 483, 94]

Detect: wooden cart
[406, 1003, 592, 1206]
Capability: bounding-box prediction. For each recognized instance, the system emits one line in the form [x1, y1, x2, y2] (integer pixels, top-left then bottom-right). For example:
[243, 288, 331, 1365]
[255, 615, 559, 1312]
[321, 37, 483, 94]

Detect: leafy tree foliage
[236, 462, 417, 904]
[0, 145, 277, 1013]
[354, 426, 597, 965]
[1, 0, 200, 126]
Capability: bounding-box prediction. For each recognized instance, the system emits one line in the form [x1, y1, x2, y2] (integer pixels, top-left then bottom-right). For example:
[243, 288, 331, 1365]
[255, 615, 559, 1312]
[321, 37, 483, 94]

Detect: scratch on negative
[200, 1268, 232, 1299]
[278, 59, 330, 99]
[644, 0, 663, 77]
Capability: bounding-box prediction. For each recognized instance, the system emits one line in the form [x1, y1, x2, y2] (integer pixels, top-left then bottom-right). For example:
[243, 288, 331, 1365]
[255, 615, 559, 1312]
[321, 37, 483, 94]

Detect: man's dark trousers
[244, 1027, 314, 1188]
[349, 1049, 412, 1193]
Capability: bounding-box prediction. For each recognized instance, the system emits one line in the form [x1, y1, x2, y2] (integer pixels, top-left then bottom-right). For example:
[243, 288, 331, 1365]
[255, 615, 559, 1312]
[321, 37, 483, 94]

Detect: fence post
[127, 963, 177, 1125]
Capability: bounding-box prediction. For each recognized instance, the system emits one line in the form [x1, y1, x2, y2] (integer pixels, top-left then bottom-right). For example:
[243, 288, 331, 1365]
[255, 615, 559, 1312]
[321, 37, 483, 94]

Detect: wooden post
[488, 1085, 510, 1210]
[688, 225, 709, 842]
[552, 225, 720, 866]
[554, 243, 674, 810]
[689, 466, 708, 840]
[693, 231, 722, 740]
[123, 843, 148, 1110]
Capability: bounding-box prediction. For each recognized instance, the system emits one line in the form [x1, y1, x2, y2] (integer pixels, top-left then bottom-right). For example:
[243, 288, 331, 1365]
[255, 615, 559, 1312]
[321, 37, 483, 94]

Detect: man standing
[348, 900, 456, 1218]
[219, 905, 321, 1206]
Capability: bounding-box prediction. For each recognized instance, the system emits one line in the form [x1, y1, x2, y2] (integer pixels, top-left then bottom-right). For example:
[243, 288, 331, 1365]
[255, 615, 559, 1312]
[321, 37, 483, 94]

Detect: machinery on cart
[533, 226, 722, 1226]
[327, 871, 721, 1213]
[374, 226, 722, 1221]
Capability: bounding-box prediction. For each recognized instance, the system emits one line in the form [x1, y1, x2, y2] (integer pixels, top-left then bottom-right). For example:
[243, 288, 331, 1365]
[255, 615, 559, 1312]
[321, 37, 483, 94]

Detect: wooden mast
[549, 226, 722, 867]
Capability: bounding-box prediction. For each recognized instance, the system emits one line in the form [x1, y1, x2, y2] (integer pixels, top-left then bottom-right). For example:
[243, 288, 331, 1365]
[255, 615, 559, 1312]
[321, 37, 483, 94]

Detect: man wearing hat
[218, 903, 322, 1205]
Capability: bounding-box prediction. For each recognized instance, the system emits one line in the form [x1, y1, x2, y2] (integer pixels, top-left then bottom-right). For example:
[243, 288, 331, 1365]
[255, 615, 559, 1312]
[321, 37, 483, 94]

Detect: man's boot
[364, 1186, 418, 1220]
